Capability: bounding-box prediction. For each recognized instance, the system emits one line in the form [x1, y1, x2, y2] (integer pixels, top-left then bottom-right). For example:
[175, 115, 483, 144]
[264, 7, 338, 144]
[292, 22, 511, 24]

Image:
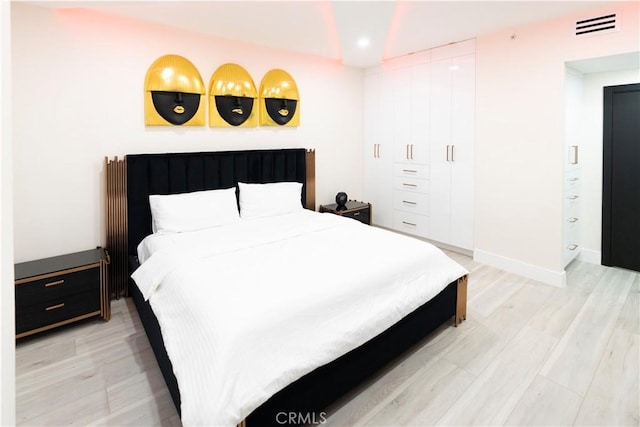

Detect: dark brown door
[602, 83, 640, 272]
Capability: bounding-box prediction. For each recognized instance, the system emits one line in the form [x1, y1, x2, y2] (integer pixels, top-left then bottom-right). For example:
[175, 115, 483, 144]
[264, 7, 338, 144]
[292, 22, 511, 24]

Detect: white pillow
[149, 187, 239, 234]
[238, 182, 303, 219]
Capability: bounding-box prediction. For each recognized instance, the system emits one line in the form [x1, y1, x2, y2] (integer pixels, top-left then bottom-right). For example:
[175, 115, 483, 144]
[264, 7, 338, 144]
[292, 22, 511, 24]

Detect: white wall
[1, 2, 16, 425]
[11, 3, 364, 262]
[579, 68, 640, 262]
[474, 1, 639, 285]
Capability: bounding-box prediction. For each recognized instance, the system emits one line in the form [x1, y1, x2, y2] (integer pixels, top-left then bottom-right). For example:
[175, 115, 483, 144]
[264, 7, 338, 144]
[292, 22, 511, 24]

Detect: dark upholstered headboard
[125, 149, 309, 257]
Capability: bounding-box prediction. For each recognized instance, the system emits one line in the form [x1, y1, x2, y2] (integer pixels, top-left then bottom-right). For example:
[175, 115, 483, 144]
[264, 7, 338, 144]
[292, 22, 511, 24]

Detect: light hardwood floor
[16, 253, 639, 426]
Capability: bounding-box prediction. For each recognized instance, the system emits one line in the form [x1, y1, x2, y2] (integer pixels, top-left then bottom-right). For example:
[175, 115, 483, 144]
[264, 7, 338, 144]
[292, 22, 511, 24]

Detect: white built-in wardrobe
[363, 39, 475, 251]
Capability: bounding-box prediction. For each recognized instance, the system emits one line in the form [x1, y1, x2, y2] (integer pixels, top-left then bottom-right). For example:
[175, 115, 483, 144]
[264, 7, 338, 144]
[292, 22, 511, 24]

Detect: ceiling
[30, 0, 618, 68]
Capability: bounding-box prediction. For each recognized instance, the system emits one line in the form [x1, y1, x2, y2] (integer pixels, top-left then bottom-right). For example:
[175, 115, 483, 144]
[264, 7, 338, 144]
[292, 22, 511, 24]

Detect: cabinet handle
[568, 195, 579, 200]
[568, 217, 579, 223]
[402, 183, 417, 187]
[45, 303, 65, 311]
[402, 169, 417, 173]
[446, 145, 450, 161]
[353, 212, 360, 216]
[402, 200, 417, 205]
[44, 279, 64, 287]
[406, 144, 410, 160]
[571, 145, 579, 165]
[569, 177, 579, 182]
[402, 221, 417, 227]
[568, 244, 578, 251]
[451, 145, 455, 162]
[410, 144, 414, 160]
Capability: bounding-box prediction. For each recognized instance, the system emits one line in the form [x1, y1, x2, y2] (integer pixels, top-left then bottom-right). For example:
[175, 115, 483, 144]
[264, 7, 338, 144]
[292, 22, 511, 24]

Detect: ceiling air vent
[575, 12, 620, 37]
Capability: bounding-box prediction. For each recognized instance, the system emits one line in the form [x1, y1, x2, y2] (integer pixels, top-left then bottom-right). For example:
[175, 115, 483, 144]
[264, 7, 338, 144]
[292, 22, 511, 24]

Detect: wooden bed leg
[455, 275, 468, 326]
[236, 420, 247, 427]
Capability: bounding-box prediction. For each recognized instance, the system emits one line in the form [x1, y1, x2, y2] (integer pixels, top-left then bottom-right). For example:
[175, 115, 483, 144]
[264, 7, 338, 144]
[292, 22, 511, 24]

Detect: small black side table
[15, 247, 110, 338]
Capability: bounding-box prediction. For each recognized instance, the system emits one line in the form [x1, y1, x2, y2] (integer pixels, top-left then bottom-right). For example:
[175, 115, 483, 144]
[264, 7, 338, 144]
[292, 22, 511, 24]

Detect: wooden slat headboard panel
[125, 148, 309, 257]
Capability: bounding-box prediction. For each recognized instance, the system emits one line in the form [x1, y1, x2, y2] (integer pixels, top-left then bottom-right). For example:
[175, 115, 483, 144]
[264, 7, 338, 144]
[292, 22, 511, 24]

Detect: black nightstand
[319, 200, 372, 225]
[15, 247, 110, 339]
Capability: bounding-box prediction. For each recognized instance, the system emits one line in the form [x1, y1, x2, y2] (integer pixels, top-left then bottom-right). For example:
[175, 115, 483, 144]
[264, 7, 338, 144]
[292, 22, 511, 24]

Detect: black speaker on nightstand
[335, 192, 348, 210]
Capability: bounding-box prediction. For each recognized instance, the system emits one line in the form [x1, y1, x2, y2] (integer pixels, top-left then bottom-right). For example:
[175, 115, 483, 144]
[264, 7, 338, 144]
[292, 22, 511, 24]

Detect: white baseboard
[474, 249, 566, 287]
[578, 248, 601, 265]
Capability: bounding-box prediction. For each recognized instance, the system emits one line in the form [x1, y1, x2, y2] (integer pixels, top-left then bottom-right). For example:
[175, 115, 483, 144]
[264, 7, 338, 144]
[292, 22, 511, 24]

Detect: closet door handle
[571, 145, 579, 165]
[451, 145, 455, 162]
[446, 145, 450, 161]
[410, 144, 414, 160]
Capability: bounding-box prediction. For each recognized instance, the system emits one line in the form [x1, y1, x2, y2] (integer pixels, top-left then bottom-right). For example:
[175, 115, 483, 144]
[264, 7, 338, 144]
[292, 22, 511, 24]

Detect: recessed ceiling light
[357, 37, 370, 48]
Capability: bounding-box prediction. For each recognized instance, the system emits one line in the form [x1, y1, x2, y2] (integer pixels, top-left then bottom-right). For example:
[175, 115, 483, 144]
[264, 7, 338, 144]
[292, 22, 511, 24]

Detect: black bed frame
[123, 148, 462, 426]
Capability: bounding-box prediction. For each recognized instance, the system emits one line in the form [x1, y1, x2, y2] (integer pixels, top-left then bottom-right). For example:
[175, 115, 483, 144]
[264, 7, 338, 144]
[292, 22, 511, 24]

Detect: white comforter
[132, 210, 468, 426]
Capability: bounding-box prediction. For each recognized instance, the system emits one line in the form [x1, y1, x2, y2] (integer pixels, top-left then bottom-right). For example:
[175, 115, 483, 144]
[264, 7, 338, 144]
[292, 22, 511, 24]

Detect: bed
[105, 148, 468, 426]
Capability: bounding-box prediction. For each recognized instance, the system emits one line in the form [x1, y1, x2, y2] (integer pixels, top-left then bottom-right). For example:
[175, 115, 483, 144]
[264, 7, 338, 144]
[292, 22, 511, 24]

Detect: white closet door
[410, 63, 430, 165]
[429, 58, 453, 244]
[363, 71, 393, 227]
[393, 67, 412, 163]
[363, 72, 379, 208]
[450, 53, 475, 250]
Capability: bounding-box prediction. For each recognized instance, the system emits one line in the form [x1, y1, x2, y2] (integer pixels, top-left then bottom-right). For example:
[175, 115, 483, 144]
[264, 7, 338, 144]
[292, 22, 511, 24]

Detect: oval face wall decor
[144, 55, 205, 126]
[259, 69, 300, 126]
[209, 63, 257, 127]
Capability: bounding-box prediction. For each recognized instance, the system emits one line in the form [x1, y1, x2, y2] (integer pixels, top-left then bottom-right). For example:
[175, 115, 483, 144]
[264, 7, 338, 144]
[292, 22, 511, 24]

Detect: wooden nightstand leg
[455, 275, 468, 326]
[101, 252, 111, 321]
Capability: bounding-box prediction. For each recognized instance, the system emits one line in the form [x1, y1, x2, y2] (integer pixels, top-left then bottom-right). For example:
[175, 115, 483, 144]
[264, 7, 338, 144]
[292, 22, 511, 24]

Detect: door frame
[601, 82, 640, 266]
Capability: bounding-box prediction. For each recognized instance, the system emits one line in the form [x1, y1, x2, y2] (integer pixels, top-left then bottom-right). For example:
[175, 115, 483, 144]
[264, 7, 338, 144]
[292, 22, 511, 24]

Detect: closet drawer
[393, 163, 428, 179]
[393, 176, 428, 194]
[393, 191, 429, 214]
[392, 211, 428, 237]
[564, 216, 580, 245]
[564, 169, 581, 189]
[564, 193, 581, 210]
[563, 242, 580, 266]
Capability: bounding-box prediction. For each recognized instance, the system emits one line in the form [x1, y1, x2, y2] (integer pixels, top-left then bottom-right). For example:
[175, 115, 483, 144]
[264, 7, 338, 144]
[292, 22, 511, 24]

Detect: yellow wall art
[259, 69, 300, 127]
[144, 54, 205, 126]
[209, 63, 258, 127]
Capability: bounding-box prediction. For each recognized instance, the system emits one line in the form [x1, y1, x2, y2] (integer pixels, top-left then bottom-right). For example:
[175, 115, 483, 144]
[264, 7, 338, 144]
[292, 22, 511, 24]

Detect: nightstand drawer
[16, 290, 101, 335]
[15, 267, 100, 309]
[341, 209, 370, 224]
[319, 201, 372, 225]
